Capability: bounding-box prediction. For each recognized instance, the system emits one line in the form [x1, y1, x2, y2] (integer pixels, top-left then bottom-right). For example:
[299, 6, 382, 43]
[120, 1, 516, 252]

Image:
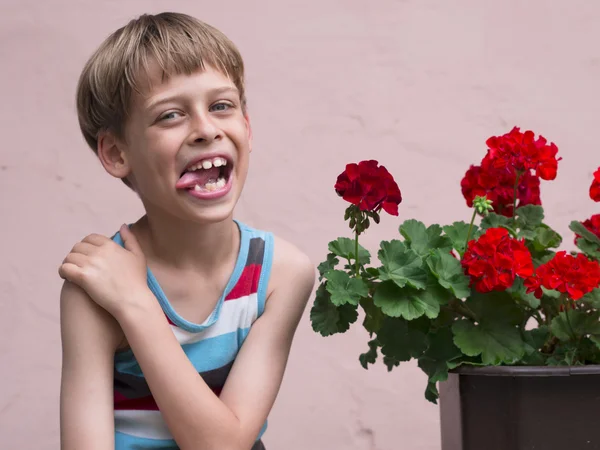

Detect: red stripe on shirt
[114, 386, 223, 410]
[225, 264, 261, 300]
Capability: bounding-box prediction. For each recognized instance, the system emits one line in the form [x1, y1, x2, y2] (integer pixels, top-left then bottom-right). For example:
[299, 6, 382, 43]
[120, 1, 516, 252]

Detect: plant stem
[512, 172, 522, 226]
[514, 297, 544, 326]
[563, 300, 581, 364]
[464, 208, 477, 252]
[354, 228, 360, 278]
[448, 298, 478, 321]
[565, 302, 577, 341]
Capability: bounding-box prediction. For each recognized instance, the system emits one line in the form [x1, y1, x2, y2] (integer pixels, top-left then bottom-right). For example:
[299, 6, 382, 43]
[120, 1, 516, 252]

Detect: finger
[119, 224, 144, 256]
[82, 233, 109, 246]
[63, 252, 88, 267]
[58, 262, 83, 283]
[70, 242, 97, 256]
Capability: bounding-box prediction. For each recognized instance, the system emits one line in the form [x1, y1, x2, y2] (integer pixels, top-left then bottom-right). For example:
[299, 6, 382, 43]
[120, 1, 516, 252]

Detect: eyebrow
[145, 86, 239, 111]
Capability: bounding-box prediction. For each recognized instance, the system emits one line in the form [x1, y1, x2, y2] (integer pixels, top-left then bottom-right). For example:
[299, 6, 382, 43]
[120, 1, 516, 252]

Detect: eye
[159, 111, 183, 121]
[210, 102, 233, 112]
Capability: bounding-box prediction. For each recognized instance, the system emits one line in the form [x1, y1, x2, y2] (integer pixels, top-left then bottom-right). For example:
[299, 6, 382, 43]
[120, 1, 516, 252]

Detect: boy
[58, 12, 315, 450]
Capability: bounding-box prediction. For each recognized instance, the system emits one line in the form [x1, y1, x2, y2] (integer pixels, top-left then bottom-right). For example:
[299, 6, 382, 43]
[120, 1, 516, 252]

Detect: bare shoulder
[266, 234, 316, 303]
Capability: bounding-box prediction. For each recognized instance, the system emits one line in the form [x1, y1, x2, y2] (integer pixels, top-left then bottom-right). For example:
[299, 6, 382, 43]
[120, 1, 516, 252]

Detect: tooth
[205, 182, 216, 191]
[216, 178, 226, 188]
[213, 158, 223, 168]
[221, 159, 227, 166]
[202, 160, 213, 170]
[194, 184, 202, 191]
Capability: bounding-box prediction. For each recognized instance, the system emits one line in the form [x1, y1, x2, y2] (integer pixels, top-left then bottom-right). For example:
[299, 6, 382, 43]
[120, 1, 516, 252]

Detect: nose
[188, 112, 222, 144]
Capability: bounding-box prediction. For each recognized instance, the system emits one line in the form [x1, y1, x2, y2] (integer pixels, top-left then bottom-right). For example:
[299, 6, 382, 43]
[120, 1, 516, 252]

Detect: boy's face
[118, 64, 251, 224]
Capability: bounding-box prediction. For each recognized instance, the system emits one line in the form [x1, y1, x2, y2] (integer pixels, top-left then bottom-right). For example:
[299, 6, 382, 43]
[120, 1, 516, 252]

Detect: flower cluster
[486, 126, 561, 180]
[525, 251, 600, 300]
[461, 228, 534, 293]
[334, 160, 402, 216]
[591, 167, 600, 202]
[460, 127, 560, 217]
[582, 214, 600, 240]
[461, 155, 541, 217]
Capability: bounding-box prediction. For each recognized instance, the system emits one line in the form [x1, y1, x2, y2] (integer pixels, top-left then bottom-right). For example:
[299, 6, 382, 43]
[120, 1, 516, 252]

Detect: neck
[133, 211, 240, 271]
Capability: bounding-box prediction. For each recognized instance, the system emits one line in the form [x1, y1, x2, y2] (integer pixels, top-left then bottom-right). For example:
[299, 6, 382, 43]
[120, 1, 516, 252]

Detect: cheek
[141, 133, 180, 168]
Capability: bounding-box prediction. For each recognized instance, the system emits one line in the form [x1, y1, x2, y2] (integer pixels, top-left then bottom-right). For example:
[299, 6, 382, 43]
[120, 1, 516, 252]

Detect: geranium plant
[310, 127, 600, 403]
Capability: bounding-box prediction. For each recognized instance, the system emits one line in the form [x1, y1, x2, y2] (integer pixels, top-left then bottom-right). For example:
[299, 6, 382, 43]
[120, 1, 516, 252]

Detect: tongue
[177, 167, 221, 189]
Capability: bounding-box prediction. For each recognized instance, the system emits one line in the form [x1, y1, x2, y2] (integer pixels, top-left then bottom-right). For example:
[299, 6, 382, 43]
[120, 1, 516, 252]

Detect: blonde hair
[76, 12, 246, 157]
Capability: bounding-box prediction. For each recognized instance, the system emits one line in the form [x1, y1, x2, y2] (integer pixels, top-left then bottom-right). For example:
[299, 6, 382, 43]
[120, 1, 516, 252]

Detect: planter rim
[451, 365, 600, 377]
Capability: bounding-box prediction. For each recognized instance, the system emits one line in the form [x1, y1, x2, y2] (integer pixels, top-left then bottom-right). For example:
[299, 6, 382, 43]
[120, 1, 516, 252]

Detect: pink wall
[2, 0, 600, 448]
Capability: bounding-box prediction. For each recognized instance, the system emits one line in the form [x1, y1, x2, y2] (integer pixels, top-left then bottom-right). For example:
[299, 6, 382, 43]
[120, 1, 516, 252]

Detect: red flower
[590, 167, 600, 202]
[335, 160, 402, 215]
[461, 227, 535, 293]
[574, 214, 600, 245]
[461, 155, 541, 217]
[525, 251, 600, 300]
[486, 127, 561, 180]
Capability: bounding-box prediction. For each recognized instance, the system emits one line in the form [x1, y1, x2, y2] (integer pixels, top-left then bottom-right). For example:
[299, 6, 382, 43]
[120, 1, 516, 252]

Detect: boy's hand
[59, 225, 150, 319]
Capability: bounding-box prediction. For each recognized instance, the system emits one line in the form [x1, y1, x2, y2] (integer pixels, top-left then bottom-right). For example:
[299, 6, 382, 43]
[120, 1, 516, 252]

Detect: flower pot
[439, 365, 600, 450]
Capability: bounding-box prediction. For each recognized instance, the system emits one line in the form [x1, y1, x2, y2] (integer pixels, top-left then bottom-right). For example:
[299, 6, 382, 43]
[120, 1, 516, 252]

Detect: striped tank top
[111, 221, 273, 450]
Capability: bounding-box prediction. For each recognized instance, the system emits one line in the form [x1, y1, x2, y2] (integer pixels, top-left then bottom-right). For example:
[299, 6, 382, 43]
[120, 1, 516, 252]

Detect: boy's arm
[60, 281, 122, 450]
[115, 236, 315, 450]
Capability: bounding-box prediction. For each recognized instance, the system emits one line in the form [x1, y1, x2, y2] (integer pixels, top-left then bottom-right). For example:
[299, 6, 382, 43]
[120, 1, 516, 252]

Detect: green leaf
[424, 327, 463, 366]
[452, 320, 525, 365]
[442, 221, 476, 256]
[418, 358, 449, 385]
[542, 287, 561, 299]
[575, 238, 600, 261]
[525, 325, 550, 349]
[531, 249, 557, 267]
[521, 326, 549, 365]
[427, 250, 471, 299]
[325, 270, 369, 306]
[383, 355, 401, 371]
[532, 225, 562, 251]
[373, 281, 442, 320]
[551, 310, 600, 342]
[377, 241, 428, 289]
[518, 229, 537, 240]
[418, 327, 462, 387]
[359, 339, 379, 369]
[361, 297, 385, 334]
[590, 335, 600, 351]
[582, 288, 600, 309]
[364, 267, 380, 278]
[310, 283, 359, 336]
[480, 213, 512, 231]
[507, 277, 541, 309]
[424, 381, 440, 404]
[516, 205, 545, 229]
[377, 317, 428, 364]
[569, 221, 600, 246]
[399, 219, 453, 257]
[466, 290, 525, 326]
[447, 355, 485, 369]
[317, 253, 339, 280]
[328, 237, 371, 264]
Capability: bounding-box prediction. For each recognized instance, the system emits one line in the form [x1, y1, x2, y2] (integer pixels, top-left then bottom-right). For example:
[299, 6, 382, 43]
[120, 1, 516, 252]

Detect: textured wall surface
[1, 1, 600, 449]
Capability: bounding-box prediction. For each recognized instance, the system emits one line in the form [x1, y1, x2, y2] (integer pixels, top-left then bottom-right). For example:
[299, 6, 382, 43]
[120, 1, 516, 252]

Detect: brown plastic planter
[439, 365, 600, 450]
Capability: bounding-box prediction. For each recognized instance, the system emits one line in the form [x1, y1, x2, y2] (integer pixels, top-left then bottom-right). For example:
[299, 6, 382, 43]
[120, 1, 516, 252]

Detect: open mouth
[176, 156, 233, 195]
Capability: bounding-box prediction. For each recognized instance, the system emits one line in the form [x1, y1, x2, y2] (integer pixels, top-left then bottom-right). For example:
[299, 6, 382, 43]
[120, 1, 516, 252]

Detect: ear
[97, 131, 131, 179]
[244, 112, 253, 153]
